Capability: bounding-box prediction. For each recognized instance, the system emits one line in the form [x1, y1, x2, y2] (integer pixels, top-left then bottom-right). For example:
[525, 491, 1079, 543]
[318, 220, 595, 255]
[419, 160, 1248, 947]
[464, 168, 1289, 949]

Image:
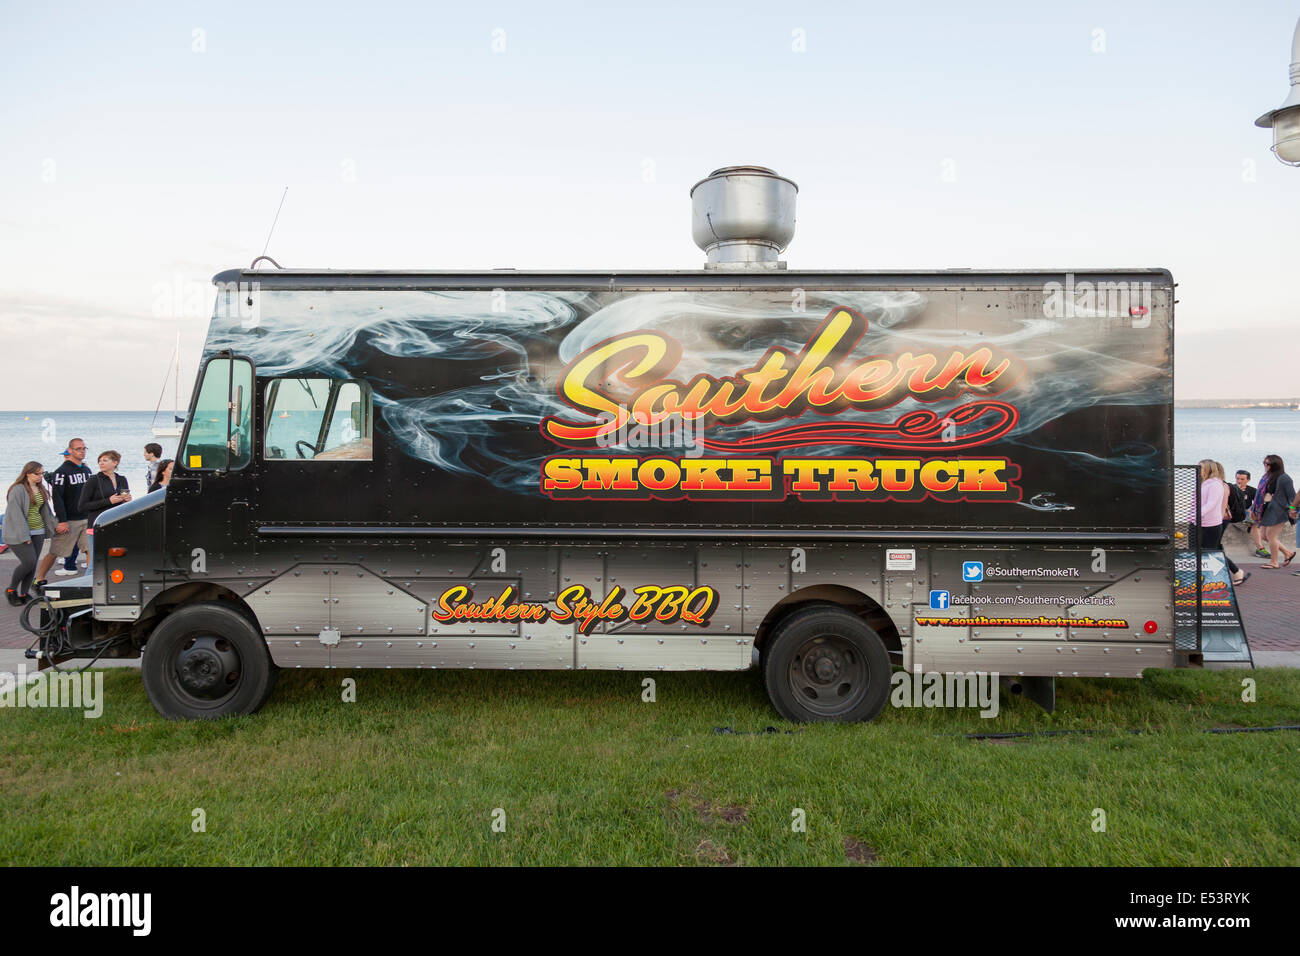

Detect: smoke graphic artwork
[204, 286, 1170, 526]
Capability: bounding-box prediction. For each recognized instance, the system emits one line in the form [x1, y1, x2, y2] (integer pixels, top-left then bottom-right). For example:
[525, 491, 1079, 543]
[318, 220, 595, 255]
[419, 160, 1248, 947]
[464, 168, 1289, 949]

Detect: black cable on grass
[1202, 724, 1300, 734]
[961, 725, 1300, 740]
[720, 727, 794, 735]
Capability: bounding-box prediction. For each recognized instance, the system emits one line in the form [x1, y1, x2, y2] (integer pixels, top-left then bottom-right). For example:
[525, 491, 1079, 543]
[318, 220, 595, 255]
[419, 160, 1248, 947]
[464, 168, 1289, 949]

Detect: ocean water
[0, 407, 1295, 504]
[1173, 407, 1300, 482]
[0, 411, 181, 499]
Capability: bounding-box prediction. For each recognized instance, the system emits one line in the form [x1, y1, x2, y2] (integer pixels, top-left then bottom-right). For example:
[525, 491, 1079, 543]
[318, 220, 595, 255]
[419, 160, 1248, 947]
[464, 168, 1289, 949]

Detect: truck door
[171, 353, 257, 558]
[259, 376, 375, 525]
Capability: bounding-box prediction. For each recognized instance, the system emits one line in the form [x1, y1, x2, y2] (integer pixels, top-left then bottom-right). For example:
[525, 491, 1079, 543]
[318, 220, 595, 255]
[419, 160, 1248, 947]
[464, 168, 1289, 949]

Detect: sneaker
[4, 589, 20, 607]
[53, 568, 76, 576]
[1254, 548, 1271, 558]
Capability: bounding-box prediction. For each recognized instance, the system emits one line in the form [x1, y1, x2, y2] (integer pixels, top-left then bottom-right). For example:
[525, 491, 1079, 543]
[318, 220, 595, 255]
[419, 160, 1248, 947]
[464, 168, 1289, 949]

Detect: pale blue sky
[2, 0, 1297, 406]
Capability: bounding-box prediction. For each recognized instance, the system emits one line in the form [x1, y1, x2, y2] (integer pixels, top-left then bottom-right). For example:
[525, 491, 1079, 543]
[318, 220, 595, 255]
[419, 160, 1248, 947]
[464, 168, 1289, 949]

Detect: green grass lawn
[2, 666, 1297, 866]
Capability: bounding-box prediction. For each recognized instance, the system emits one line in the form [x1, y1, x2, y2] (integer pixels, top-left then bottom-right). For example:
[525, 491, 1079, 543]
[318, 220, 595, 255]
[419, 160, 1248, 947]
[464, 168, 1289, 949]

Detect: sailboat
[150, 332, 185, 438]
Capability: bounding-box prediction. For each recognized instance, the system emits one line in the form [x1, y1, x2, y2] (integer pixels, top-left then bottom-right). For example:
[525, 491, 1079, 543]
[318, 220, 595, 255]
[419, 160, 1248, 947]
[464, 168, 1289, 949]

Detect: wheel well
[754, 585, 902, 659]
[132, 583, 261, 645]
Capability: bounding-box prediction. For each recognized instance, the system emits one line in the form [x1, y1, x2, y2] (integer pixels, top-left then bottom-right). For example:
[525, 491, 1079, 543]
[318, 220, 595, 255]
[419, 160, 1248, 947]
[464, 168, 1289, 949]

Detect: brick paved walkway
[1222, 524, 1300, 650]
[0, 550, 81, 651]
[2, 531, 1297, 654]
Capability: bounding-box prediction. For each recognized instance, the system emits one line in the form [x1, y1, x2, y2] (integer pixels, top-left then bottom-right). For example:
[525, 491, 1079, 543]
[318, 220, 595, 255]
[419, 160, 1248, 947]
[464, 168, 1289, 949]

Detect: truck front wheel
[762, 605, 892, 723]
[141, 603, 278, 719]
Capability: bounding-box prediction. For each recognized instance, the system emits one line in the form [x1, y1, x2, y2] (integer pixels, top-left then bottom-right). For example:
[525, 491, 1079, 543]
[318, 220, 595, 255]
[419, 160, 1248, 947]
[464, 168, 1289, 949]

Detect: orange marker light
[108, 547, 126, 557]
[110, 570, 125, 584]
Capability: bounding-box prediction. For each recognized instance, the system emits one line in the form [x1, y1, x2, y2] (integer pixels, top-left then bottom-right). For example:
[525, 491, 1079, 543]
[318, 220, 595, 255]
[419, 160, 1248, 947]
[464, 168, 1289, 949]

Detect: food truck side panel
[189, 274, 1173, 534]
[88, 273, 1175, 682]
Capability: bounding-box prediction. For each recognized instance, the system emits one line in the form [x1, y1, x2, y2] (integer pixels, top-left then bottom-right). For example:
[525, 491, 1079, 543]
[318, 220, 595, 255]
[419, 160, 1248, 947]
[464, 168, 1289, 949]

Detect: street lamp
[1255, 17, 1300, 165]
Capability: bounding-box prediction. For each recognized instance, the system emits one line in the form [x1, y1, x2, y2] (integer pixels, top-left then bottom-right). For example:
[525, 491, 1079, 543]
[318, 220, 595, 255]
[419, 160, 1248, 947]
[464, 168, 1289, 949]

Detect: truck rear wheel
[141, 603, 278, 719]
[762, 605, 892, 723]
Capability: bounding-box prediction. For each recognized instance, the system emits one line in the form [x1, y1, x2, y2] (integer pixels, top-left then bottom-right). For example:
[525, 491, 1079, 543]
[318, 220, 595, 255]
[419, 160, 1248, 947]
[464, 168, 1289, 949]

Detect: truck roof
[212, 268, 1175, 291]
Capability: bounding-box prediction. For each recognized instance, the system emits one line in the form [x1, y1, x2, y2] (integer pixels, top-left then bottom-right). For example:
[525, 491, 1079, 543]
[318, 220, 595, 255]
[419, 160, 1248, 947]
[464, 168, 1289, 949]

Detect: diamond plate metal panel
[559, 548, 609, 634]
[695, 545, 743, 633]
[329, 565, 429, 637]
[911, 625, 1173, 678]
[605, 545, 694, 636]
[409, 578, 522, 637]
[576, 633, 749, 670]
[745, 547, 791, 634]
[329, 616, 574, 669]
[246, 564, 334, 635]
[265, 636, 330, 667]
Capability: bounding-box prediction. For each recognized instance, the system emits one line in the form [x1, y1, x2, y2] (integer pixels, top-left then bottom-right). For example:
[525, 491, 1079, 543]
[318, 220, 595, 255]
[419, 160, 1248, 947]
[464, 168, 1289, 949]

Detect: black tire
[761, 604, 892, 723]
[141, 602, 278, 719]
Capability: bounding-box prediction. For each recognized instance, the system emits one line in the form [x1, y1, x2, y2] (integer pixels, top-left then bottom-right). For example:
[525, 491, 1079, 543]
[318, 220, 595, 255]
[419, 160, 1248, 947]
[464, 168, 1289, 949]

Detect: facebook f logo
[929, 590, 950, 610]
[962, 561, 984, 582]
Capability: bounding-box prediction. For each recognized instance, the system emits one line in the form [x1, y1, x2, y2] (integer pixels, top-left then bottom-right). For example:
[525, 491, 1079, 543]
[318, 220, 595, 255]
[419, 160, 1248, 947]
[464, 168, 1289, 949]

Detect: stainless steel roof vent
[690, 166, 797, 269]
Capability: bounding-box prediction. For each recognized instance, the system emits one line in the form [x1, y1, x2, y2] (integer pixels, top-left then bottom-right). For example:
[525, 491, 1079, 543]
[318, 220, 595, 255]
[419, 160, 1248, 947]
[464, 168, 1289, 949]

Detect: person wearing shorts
[34, 437, 93, 584]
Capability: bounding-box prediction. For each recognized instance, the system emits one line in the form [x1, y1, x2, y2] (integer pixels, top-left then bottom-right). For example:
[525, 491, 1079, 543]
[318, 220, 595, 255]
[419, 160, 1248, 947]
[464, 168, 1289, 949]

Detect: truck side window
[264, 377, 373, 461]
[180, 356, 254, 471]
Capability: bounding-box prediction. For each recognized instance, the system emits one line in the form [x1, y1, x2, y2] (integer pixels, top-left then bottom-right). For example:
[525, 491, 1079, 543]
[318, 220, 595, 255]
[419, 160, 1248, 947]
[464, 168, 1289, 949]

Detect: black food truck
[33, 167, 1184, 721]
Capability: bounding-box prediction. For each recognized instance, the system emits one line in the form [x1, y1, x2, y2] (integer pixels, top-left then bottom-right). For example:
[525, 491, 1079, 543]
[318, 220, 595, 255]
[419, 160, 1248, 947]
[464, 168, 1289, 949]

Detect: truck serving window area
[264, 378, 373, 461]
[180, 356, 254, 471]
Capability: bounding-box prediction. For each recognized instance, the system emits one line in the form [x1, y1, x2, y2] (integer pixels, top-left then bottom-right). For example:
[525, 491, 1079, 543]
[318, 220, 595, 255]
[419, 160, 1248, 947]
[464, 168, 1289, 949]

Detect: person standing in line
[1248, 468, 1272, 558]
[144, 442, 163, 489]
[78, 450, 131, 531]
[1192, 460, 1248, 586]
[4, 462, 57, 605]
[1256, 454, 1296, 569]
[1209, 461, 1248, 585]
[34, 437, 93, 583]
[1234, 469, 1267, 557]
[147, 459, 174, 493]
[58, 450, 82, 572]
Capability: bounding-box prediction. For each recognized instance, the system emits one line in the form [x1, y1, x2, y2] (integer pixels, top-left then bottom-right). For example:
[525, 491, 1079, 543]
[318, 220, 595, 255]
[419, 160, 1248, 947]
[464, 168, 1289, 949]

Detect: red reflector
[108, 547, 126, 557]
[1129, 306, 1149, 316]
[1144, 620, 1158, 634]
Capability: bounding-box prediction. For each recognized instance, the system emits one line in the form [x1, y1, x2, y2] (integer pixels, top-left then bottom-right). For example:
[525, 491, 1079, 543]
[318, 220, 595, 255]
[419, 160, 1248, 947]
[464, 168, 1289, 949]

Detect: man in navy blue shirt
[34, 438, 93, 583]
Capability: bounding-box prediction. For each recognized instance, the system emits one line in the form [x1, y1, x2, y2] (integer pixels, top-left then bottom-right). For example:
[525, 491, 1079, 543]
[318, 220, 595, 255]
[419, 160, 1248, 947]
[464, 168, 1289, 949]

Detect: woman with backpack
[1193, 460, 1247, 586]
[1257, 454, 1297, 569]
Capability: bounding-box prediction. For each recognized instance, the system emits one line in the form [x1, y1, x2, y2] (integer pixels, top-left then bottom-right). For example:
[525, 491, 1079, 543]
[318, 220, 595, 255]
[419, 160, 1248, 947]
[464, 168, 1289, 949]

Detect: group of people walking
[1195, 454, 1299, 586]
[3, 441, 174, 607]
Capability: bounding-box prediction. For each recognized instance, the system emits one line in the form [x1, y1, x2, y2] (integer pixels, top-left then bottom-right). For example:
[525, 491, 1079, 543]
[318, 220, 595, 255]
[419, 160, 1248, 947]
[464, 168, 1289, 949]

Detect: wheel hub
[174, 636, 241, 699]
[803, 645, 845, 684]
[786, 632, 873, 718]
